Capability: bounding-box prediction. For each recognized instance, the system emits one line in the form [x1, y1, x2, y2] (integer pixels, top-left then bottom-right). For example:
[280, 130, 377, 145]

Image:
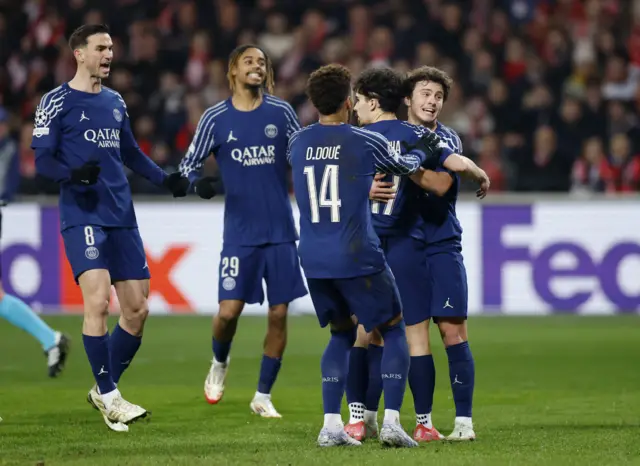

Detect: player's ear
[404, 96, 411, 108]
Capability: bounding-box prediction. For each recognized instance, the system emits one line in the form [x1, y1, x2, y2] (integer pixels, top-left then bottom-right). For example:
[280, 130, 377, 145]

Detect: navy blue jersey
[31, 84, 166, 230]
[179, 95, 300, 246]
[366, 120, 426, 241]
[420, 121, 464, 249]
[288, 123, 425, 279]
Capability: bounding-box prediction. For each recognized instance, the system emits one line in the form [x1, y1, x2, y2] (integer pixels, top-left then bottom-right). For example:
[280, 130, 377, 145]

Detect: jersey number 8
[303, 165, 342, 223]
[84, 226, 95, 246]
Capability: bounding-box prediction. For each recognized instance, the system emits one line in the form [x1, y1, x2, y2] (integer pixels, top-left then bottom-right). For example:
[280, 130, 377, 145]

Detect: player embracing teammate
[342, 65, 490, 443]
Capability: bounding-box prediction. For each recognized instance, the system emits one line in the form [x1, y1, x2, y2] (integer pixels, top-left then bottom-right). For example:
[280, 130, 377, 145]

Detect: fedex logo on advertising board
[1, 207, 193, 312]
[482, 205, 640, 312]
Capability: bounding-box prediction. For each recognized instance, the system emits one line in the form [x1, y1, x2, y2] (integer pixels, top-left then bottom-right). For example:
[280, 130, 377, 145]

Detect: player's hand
[163, 172, 189, 198]
[194, 176, 217, 200]
[70, 160, 100, 185]
[369, 173, 395, 202]
[476, 170, 490, 199]
[414, 131, 443, 169]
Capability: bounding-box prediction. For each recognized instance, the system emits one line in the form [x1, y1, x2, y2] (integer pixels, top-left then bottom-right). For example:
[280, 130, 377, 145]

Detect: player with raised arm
[178, 45, 307, 418]
[31, 24, 189, 432]
[403, 65, 485, 441]
[345, 67, 489, 443]
[288, 64, 442, 448]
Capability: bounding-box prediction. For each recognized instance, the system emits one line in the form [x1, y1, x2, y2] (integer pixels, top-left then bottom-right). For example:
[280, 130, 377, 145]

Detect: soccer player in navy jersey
[344, 67, 489, 443]
[288, 64, 443, 448]
[178, 45, 308, 418]
[31, 24, 189, 432]
[402, 65, 489, 441]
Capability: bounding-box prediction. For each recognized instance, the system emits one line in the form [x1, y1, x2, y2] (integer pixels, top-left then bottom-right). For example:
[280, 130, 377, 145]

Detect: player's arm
[0, 141, 20, 203]
[120, 111, 188, 197]
[283, 100, 302, 139]
[179, 108, 217, 199]
[31, 95, 99, 184]
[440, 154, 490, 198]
[369, 131, 440, 176]
[409, 168, 453, 196]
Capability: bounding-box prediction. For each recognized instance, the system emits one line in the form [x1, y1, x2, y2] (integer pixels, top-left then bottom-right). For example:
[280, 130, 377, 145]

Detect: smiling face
[75, 32, 113, 79]
[406, 80, 444, 127]
[231, 47, 267, 91]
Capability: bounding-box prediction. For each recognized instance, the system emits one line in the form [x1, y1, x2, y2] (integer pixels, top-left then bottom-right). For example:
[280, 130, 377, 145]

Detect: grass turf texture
[0, 315, 639, 465]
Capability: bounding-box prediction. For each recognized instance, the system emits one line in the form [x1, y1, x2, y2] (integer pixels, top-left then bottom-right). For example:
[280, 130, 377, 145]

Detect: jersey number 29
[303, 165, 341, 223]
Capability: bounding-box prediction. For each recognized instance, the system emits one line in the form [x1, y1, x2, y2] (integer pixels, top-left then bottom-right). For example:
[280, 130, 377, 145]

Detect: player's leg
[340, 269, 417, 448]
[429, 251, 475, 441]
[108, 228, 152, 387]
[387, 237, 444, 442]
[251, 242, 307, 417]
[364, 329, 383, 434]
[345, 323, 371, 440]
[385, 236, 442, 442]
[308, 278, 361, 447]
[0, 283, 69, 377]
[205, 245, 263, 404]
[64, 226, 146, 432]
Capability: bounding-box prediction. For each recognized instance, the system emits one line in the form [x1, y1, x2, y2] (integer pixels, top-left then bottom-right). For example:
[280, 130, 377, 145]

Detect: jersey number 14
[303, 165, 341, 223]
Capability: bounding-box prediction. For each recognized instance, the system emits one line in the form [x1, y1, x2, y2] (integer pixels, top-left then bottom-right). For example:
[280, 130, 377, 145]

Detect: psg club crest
[113, 108, 123, 122]
[85, 246, 99, 260]
[264, 124, 278, 138]
[222, 277, 236, 291]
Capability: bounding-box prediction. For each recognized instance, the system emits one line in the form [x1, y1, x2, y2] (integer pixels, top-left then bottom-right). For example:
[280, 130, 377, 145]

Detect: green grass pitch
[1, 315, 639, 465]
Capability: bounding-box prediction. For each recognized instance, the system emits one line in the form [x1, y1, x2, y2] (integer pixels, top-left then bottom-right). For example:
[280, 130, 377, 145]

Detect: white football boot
[250, 392, 282, 418]
[204, 357, 229, 404]
[87, 385, 149, 432]
[446, 417, 476, 441]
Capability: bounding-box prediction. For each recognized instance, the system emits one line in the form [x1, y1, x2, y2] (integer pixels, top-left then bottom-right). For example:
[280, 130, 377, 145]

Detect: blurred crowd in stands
[0, 0, 639, 197]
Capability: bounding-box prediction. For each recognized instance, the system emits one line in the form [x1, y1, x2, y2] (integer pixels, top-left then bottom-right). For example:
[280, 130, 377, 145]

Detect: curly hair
[227, 44, 275, 94]
[404, 66, 453, 101]
[353, 67, 405, 113]
[306, 64, 352, 115]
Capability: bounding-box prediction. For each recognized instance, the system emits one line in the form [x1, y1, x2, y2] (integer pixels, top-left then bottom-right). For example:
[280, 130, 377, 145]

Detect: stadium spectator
[1, 0, 638, 194]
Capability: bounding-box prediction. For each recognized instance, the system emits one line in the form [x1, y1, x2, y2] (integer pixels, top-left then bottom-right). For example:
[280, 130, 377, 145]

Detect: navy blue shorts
[426, 250, 468, 321]
[61, 226, 150, 283]
[380, 235, 430, 326]
[307, 267, 402, 333]
[218, 242, 308, 306]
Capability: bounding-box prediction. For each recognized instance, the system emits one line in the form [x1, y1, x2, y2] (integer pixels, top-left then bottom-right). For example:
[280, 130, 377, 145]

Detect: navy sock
[409, 355, 436, 415]
[109, 323, 142, 384]
[446, 341, 475, 417]
[212, 337, 232, 363]
[346, 347, 368, 404]
[83, 333, 116, 395]
[365, 344, 383, 411]
[379, 322, 410, 412]
[321, 328, 355, 414]
[257, 355, 282, 394]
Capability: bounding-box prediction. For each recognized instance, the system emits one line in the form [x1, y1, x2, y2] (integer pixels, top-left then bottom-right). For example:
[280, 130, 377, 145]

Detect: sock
[83, 333, 116, 395]
[109, 323, 142, 384]
[409, 355, 436, 426]
[346, 347, 368, 406]
[323, 413, 343, 432]
[364, 410, 377, 426]
[257, 354, 282, 394]
[379, 322, 410, 414]
[212, 337, 232, 364]
[0, 294, 57, 350]
[365, 344, 383, 412]
[446, 341, 475, 418]
[383, 409, 400, 425]
[417, 413, 432, 428]
[321, 328, 355, 414]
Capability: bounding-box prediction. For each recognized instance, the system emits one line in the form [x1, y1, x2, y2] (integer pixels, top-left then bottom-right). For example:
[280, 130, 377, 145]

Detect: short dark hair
[354, 67, 405, 113]
[69, 24, 110, 50]
[404, 66, 453, 101]
[306, 64, 352, 116]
